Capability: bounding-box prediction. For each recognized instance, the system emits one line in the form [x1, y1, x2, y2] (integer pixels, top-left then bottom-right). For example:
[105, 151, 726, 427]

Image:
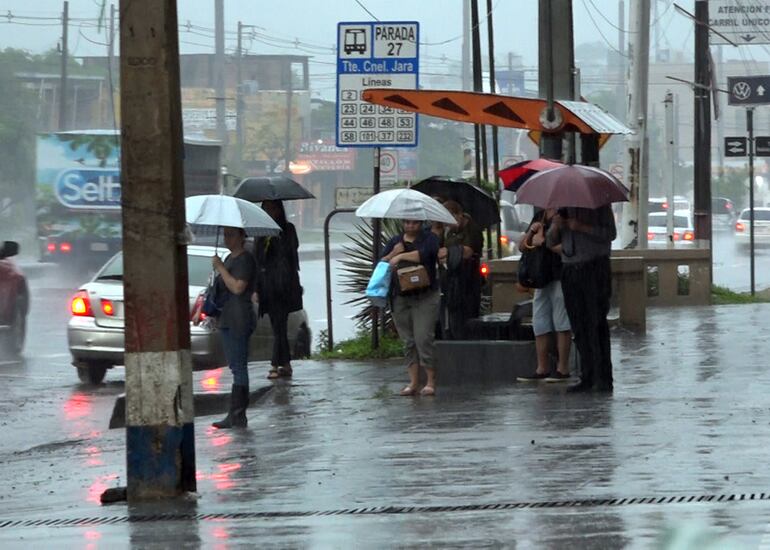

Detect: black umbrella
[412, 176, 499, 228]
[233, 176, 315, 202]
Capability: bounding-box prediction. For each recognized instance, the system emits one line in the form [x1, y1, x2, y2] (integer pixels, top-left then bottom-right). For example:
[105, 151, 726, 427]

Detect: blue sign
[54, 168, 121, 210]
[336, 21, 419, 148]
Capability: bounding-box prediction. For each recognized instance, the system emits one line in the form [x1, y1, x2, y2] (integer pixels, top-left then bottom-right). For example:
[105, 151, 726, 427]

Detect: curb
[108, 385, 274, 429]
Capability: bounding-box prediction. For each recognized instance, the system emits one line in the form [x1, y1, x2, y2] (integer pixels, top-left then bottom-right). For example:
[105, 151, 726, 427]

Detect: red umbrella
[498, 158, 563, 191]
[515, 165, 629, 209]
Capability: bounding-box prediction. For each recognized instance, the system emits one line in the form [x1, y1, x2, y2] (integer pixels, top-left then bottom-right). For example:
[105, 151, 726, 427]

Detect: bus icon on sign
[344, 28, 367, 54]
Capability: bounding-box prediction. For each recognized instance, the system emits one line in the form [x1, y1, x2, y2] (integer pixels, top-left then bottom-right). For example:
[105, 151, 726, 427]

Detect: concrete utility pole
[119, 0, 196, 501]
[462, 0, 471, 91]
[284, 61, 294, 175]
[693, 0, 712, 248]
[236, 21, 244, 166]
[215, 0, 228, 147]
[664, 91, 676, 248]
[58, 1, 69, 131]
[471, 0, 487, 183]
[620, 0, 651, 249]
[487, 0, 502, 258]
[538, 0, 575, 161]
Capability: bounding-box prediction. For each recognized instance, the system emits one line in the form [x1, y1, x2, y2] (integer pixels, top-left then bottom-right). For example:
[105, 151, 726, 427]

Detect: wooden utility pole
[486, 0, 502, 258]
[620, 0, 651, 249]
[120, 0, 196, 501]
[58, 1, 69, 131]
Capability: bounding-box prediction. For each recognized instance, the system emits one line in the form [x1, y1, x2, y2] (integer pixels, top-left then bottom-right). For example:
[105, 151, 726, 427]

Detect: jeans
[220, 327, 251, 388]
[561, 256, 613, 386]
[269, 309, 291, 367]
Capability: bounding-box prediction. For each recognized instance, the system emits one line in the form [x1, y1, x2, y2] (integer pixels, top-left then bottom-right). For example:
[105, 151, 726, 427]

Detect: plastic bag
[365, 261, 392, 308]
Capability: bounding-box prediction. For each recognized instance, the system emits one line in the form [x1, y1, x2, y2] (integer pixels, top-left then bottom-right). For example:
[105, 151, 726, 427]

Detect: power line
[353, 0, 379, 21]
[581, 0, 630, 58]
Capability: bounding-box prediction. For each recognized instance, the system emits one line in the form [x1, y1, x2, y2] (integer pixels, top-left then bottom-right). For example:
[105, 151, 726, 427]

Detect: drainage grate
[0, 492, 766, 529]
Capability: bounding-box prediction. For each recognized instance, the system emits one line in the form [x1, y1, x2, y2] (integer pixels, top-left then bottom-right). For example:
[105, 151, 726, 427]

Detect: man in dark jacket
[547, 205, 616, 393]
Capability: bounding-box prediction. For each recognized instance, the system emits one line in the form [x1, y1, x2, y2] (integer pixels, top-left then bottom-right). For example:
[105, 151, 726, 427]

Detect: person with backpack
[254, 200, 303, 380]
[381, 219, 441, 396]
[516, 208, 572, 383]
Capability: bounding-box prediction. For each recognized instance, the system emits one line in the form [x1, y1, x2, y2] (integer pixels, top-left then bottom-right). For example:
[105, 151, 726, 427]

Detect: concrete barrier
[435, 340, 537, 385]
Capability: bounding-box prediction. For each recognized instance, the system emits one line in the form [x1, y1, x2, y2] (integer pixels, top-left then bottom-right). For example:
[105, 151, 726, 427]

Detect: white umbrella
[185, 194, 281, 236]
[355, 188, 456, 224]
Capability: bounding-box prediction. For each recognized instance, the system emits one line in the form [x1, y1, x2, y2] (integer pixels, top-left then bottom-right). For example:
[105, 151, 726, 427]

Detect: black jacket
[254, 222, 303, 317]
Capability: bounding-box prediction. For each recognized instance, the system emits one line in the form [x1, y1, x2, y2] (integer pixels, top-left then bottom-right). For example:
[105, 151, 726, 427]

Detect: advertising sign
[336, 21, 419, 148]
[295, 141, 356, 172]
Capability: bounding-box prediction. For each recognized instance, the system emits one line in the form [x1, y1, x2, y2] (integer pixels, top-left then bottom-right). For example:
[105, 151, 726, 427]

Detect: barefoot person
[382, 219, 441, 396]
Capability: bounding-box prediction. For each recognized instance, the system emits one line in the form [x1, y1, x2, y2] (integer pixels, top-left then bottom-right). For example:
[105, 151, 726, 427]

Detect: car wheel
[292, 323, 311, 358]
[1, 300, 26, 356]
[76, 362, 108, 385]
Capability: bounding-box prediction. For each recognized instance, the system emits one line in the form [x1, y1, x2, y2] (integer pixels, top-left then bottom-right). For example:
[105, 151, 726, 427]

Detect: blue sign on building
[54, 168, 122, 210]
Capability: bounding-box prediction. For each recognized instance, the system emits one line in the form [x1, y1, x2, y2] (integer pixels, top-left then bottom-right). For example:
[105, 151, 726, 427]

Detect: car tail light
[672, 232, 681, 241]
[71, 291, 93, 317]
[101, 299, 115, 316]
[500, 235, 509, 246]
[647, 232, 655, 241]
[59, 242, 72, 253]
[46, 242, 56, 253]
[726, 202, 734, 211]
[480, 262, 489, 277]
[736, 222, 745, 232]
[662, 201, 669, 210]
[191, 292, 207, 321]
[683, 231, 695, 241]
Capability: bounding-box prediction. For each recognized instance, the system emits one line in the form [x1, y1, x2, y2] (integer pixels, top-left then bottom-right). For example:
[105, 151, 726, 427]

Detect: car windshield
[649, 214, 689, 228]
[712, 200, 732, 214]
[740, 210, 770, 221]
[95, 252, 213, 286]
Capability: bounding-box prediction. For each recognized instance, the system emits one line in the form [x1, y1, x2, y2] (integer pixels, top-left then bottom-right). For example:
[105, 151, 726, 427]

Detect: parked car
[735, 207, 770, 248]
[0, 241, 29, 356]
[67, 245, 312, 384]
[712, 197, 737, 232]
[647, 210, 695, 248]
[499, 200, 529, 254]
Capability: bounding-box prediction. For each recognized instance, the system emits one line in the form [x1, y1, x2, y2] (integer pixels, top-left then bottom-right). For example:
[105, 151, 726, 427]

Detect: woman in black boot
[206, 226, 256, 428]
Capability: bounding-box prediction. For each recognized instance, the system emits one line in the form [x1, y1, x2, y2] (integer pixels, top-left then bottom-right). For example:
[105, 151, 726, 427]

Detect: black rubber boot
[213, 385, 249, 429]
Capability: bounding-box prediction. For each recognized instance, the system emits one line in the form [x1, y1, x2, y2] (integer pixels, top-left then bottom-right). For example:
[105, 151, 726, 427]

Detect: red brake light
[500, 235, 509, 245]
[480, 262, 489, 276]
[59, 242, 72, 253]
[101, 299, 115, 316]
[647, 232, 655, 241]
[736, 222, 745, 232]
[662, 202, 669, 210]
[71, 291, 93, 317]
[46, 242, 56, 253]
[672, 232, 681, 241]
[683, 231, 695, 241]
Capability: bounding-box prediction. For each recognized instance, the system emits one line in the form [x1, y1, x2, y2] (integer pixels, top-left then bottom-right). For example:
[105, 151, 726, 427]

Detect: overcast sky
[1, 0, 766, 97]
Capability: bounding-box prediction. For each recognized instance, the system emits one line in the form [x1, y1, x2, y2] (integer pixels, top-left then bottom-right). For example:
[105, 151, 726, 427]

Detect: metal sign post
[336, 21, 419, 350]
[747, 108, 756, 296]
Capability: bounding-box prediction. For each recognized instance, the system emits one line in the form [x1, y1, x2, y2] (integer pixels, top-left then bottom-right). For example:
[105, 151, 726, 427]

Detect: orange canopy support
[361, 88, 631, 137]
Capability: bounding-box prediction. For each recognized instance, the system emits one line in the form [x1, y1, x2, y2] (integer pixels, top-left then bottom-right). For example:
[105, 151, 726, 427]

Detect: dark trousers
[220, 327, 251, 388]
[561, 256, 613, 387]
[269, 309, 291, 367]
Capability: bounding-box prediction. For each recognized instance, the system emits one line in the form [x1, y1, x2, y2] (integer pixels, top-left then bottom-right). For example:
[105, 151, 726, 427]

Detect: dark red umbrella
[515, 165, 629, 209]
[498, 158, 563, 191]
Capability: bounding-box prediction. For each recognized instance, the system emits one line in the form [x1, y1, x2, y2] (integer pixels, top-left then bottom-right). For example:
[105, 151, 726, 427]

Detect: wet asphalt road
[3, 236, 770, 546]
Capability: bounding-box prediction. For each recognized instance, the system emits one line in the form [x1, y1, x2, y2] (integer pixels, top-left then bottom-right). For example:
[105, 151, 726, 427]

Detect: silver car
[67, 245, 311, 384]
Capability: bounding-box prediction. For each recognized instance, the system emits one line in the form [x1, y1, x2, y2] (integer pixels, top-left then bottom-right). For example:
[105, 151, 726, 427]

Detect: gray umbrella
[233, 176, 315, 202]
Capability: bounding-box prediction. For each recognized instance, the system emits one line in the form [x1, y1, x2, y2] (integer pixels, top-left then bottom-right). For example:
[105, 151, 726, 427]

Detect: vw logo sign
[54, 168, 121, 210]
[732, 81, 752, 101]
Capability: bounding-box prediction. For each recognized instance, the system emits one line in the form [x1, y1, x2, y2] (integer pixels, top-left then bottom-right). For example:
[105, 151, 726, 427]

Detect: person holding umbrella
[255, 199, 303, 380]
[382, 219, 441, 396]
[517, 164, 626, 393]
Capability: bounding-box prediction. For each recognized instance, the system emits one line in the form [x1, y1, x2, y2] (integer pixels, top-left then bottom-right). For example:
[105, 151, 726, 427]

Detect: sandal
[400, 385, 418, 396]
[267, 368, 280, 380]
[420, 385, 436, 397]
[277, 366, 293, 378]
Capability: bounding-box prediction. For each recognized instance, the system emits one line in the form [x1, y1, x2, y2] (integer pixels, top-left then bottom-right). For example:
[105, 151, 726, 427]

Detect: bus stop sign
[336, 21, 419, 148]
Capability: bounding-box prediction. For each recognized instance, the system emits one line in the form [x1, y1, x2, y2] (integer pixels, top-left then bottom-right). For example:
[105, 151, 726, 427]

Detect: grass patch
[314, 331, 404, 360]
[711, 284, 770, 304]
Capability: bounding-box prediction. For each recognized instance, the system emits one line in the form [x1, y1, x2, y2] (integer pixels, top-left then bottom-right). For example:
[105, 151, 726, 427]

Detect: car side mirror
[0, 241, 19, 259]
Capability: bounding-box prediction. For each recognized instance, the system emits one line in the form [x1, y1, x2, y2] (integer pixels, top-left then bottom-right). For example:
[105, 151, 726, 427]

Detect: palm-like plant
[338, 219, 402, 332]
